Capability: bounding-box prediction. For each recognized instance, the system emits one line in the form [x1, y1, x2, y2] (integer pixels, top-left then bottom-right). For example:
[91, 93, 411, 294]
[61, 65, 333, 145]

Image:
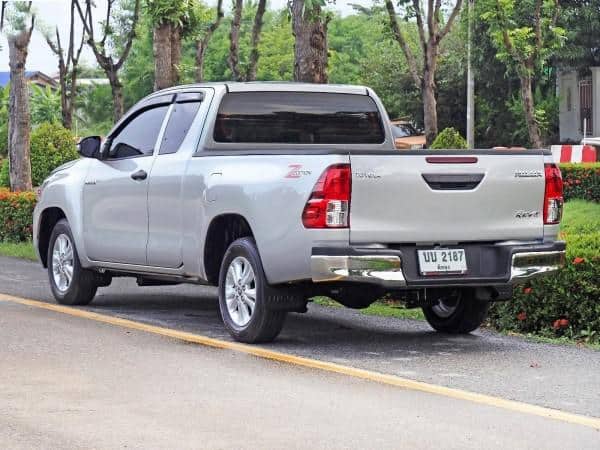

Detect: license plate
[418, 249, 467, 275]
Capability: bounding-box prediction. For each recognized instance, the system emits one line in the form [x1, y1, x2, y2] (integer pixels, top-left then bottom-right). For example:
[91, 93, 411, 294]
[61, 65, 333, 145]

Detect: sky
[0, 0, 373, 74]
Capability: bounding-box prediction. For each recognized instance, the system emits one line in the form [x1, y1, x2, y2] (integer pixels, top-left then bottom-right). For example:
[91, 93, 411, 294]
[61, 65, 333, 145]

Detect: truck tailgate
[349, 152, 545, 244]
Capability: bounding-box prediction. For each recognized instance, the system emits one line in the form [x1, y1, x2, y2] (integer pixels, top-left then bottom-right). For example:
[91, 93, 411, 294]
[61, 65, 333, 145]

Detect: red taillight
[544, 163, 563, 224]
[302, 164, 351, 228]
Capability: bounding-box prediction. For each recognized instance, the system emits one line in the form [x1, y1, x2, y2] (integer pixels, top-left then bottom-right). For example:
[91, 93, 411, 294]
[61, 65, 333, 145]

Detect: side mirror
[77, 136, 101, 158]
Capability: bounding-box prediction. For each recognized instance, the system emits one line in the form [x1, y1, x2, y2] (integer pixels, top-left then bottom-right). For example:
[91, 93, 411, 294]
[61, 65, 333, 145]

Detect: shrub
[0, 121, 7, 158]
[559, 163, 599, 203]
[30, 122, 78, 186]
[488, 201, 600, 344]
[0, 188, 37, 242]
[0, 159, 9, 188]
[430, 127, 468, 149]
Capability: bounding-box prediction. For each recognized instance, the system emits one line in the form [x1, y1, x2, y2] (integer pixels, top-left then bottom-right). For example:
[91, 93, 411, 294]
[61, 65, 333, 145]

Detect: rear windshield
[214, 92, 385, 144]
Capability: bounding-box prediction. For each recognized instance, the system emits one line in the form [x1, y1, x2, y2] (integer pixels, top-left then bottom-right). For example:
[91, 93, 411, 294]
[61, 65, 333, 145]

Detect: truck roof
[151, 81, 369, 96]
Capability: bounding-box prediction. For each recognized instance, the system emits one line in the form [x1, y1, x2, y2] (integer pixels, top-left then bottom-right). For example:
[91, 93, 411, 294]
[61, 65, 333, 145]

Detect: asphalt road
[1, 255, 599, 449]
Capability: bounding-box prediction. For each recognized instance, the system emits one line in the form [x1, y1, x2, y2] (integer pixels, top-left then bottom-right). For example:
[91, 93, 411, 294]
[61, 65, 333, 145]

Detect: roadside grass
[560, 199, 600, 234]
[502, 331, 600, 351]
[0, 241, 37, 261]
[312, 296, 425, 321]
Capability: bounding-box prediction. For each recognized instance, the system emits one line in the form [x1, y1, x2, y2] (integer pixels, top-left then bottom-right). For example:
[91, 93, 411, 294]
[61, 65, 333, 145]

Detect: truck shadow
[90, 281, 503, 357]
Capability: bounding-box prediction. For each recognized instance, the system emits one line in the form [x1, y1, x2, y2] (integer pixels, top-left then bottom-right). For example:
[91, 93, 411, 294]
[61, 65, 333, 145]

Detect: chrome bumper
[311, 255, 406, 287]
[311, 248, 566, 288]
[510, 250, 566, 284]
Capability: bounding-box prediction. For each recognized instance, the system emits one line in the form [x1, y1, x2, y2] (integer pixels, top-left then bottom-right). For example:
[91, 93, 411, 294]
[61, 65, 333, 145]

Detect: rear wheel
[422, 289, 489, 334]
[218, 237, 286, 343]
[47, 219, 97, 306]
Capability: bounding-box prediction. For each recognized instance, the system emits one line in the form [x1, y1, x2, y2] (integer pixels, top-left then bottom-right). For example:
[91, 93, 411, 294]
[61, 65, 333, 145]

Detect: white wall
[591, 67, 600, 139]
[558, 70, 581, 142]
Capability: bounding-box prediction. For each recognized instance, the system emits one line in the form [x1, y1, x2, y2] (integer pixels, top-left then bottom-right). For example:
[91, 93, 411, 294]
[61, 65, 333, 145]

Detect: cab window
[108, 106, 169, 159]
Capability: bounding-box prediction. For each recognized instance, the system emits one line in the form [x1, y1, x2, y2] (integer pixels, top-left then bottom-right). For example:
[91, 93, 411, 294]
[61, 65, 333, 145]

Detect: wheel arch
[37, 207, 67, 267]
[203, 213, 255, 285]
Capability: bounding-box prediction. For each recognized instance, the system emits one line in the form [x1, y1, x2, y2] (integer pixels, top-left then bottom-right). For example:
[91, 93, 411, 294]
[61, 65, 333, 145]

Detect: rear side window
[214, 92, 385, 144]
[159, 102, 201, 154]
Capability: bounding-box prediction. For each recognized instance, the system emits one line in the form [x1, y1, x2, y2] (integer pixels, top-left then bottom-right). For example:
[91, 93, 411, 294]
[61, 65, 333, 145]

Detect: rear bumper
[510, 250, 566, 283]
[311, 241, 566, 288]
[311, 255, 406, 288]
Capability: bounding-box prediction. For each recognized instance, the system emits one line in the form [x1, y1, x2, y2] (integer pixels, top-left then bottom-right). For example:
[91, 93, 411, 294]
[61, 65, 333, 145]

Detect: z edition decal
[285, 164, 312, 178]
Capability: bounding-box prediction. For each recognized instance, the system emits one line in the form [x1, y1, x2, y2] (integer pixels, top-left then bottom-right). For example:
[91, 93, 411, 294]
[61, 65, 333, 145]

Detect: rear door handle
[131, 169, 148, 181]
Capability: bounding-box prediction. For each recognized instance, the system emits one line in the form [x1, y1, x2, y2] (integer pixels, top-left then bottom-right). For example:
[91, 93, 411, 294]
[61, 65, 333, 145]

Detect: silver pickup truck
[33, 82, 566, 343]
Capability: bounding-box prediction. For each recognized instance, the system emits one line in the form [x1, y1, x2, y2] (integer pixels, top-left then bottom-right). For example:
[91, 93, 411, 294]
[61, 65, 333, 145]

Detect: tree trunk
[7, 32, 33, 191]
[153, 22, 173, 91]
[195, 42, 208, 83]
[228, 0, 243, 81]
[58, 65, 73, 129]
[107, 71, 124, 123]
[519, 73, 543, 148]
[66, 67, 79, 131]
[422, 79, 438, 147]
[195, 0, 224, 83]
[246, 0, 267, 81]
[292, 0, 328, 83]
[170, 25, 182, 86]
[422, 46, 438, 147]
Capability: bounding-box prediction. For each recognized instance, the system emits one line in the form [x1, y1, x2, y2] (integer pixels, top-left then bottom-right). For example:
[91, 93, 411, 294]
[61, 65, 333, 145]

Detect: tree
[75, 0, 141, 122]
[481, 0, 564, 148]
[227, 0, 269, 81]
[228, 0, 244, 80]
[193, 0, 224, 82]
[384, 0, 463, 146]
[4, 2, 35, 191]
[246, 0, 267, 80]
[146, 0, 190, 91]
[555, 0, 600, 70]
[41, 0, 85, 129]
[30, 85, 62, 126]
[291, 0, 329, 83]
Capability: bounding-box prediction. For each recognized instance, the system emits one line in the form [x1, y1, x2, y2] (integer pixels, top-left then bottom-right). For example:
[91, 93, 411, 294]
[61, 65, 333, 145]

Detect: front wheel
[47, 219, 98, 306]
[422, 289, 489, 334]
[218, 237, 286, 343]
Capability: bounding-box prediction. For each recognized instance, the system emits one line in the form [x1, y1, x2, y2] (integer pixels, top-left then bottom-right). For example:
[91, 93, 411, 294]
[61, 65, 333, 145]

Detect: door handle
[131, 169, 148, 181]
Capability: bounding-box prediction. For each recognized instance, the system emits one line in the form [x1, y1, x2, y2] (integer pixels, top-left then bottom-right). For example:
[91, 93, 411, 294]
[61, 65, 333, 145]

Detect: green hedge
[0, 188, 37, 242]
[30, 122, 78, 186]
[559, 163, 599, 203]
[489, 200, 600, 344]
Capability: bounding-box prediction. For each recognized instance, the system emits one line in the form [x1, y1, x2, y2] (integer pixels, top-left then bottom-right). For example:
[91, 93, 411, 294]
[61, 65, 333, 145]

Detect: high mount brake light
[302, 164, 351, 228]
[544, 163, 563, 225]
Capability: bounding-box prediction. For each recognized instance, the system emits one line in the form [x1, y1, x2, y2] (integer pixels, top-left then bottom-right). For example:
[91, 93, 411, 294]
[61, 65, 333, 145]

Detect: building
[0, 71, 58, 89]
[557, 67, 600, 142]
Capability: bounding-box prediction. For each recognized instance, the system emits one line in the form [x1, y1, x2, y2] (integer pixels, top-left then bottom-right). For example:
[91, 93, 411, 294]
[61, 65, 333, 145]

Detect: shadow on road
[88, 285, 497, 359]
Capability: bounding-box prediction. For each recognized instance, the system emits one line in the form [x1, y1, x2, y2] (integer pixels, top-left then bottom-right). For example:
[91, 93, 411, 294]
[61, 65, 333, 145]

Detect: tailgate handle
[422, 173, 484, 190]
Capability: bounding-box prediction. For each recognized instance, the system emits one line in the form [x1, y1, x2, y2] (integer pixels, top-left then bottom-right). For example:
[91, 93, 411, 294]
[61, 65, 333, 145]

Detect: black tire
[218, 237, 286, 343]
[422, 288, 489, 334]
[47, 219, 97, 306]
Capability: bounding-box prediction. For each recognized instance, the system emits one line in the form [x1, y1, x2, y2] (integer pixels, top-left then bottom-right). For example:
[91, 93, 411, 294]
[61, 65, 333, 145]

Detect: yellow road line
[2, 293, 600, 430]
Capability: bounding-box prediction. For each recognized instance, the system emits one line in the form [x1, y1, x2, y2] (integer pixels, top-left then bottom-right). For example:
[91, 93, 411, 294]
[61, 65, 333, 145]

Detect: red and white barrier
[550, 145, 597, 164]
